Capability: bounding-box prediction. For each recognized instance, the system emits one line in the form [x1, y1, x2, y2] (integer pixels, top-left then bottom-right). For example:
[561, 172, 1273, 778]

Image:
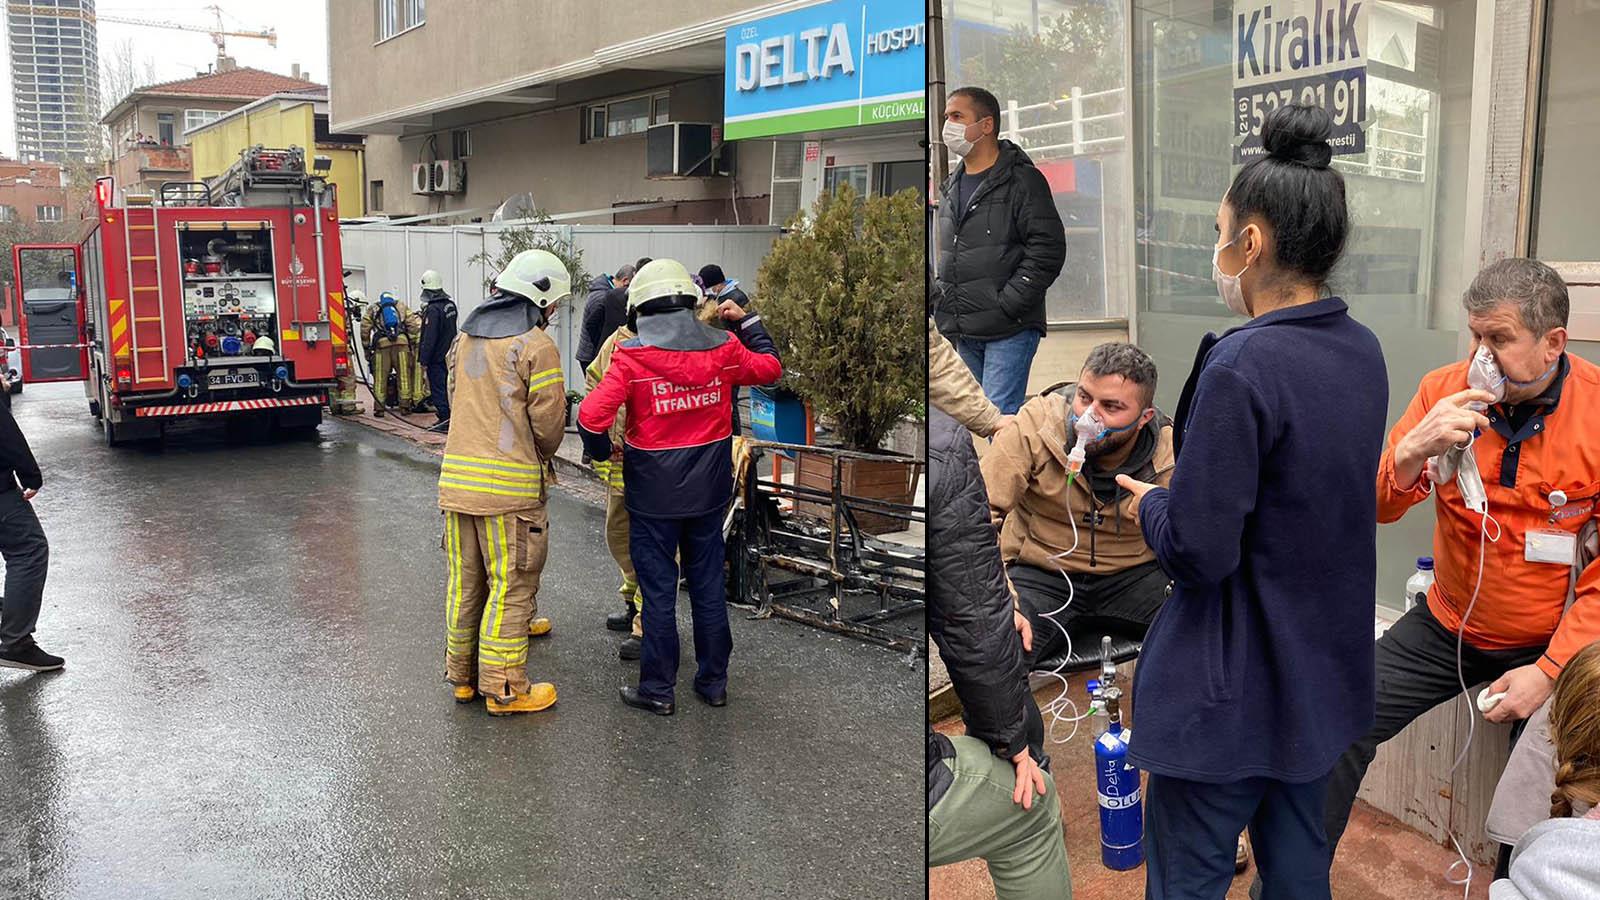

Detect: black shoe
[695, 688, 727, 708]
[427, 418, 449, 433]
[0, 640, 64, 672]
[620, 686, 673, 716]
[605, 603, 636, 632]
[618, 636, 641, 661]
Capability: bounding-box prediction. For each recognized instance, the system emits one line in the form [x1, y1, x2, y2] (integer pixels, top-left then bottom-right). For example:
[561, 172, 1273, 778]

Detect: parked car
[0, 325, 22, 393]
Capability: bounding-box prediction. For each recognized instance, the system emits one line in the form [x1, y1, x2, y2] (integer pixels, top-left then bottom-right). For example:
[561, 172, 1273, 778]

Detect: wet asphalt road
[0, 383, 924, 900]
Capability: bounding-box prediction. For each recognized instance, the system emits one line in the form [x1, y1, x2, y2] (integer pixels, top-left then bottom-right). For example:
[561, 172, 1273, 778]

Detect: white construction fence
[340, 222, 783, 390]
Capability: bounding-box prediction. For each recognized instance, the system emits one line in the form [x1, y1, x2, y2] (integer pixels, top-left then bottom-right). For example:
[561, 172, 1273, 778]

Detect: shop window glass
[1132, 0, 1479, 609]
[1529, 0, 1600, 260]
[942, 0, 1132, 320]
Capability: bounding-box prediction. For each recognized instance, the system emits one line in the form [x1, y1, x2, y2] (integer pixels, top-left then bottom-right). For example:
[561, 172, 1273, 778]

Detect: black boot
[619, 685, 672, 716]
[0, 639, 64, 672]
[618, 636, 641, 661]
[605, 602, 636, 632]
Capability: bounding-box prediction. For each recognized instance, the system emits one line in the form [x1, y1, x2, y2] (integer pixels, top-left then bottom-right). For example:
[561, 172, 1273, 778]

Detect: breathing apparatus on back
[378, 291, 402, 340]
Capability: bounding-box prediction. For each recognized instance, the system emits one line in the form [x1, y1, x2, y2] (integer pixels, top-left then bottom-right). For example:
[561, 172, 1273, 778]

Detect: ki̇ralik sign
[724, 0, 925, 141]
[1232, 0, 1369, 163]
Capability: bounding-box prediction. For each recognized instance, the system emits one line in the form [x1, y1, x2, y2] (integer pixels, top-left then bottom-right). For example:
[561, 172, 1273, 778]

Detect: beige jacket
[981, 384, 1175, 574]
[437, 327, 565, 515]
[585, 325, 632, 489]
[928, 317, 1002, 438]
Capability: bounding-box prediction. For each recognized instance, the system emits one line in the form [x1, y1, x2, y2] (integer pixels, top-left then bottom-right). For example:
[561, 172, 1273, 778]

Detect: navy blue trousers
[426, 362, 450, 419]
[631, 507, 731, 703]
[1145, 771, 1333, 900]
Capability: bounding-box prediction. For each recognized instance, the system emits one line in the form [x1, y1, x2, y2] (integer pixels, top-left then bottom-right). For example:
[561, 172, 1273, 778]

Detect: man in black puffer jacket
[935, 86, 1067, 416]
[928, 406, 1070, 898]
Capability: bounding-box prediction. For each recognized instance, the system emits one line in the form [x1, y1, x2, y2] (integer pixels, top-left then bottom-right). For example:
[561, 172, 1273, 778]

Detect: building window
[377, 0, 426, 41]
[184, 109, 222, 133]
[0, 205, 16, 223]
[770, 141, 804, 226]
[156, 112, 175, 145]
[584, 92, 670, 141]
[824, 164, 870, 197]
[369, 180, 384, 212]
[451, 129, 472, 159]
[36, 205, 63, 222]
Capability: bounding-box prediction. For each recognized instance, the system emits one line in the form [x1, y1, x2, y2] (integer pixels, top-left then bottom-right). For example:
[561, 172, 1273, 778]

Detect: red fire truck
[8, 146, 353, 445]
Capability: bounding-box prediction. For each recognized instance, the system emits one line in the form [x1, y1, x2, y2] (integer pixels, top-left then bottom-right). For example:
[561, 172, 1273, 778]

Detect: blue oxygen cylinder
[1093, 634, 1144, 870]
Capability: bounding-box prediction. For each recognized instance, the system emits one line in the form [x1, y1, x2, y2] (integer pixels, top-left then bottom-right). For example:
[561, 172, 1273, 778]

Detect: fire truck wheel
[103, 418, 124, 447]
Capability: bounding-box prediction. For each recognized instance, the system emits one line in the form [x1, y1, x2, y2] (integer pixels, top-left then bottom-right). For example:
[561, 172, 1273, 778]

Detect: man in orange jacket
[1315, 259, 1600, 870]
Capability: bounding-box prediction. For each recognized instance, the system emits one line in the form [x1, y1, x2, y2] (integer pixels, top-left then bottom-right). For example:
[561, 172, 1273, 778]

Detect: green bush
[756, 184, 924, 451]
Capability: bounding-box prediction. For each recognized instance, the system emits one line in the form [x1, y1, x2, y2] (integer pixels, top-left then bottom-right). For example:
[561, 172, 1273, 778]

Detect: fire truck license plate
[208, 370, 260, 389]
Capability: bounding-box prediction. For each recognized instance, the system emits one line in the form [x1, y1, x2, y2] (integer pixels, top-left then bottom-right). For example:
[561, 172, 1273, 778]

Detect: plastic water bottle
[1405, 557, 1435, 611]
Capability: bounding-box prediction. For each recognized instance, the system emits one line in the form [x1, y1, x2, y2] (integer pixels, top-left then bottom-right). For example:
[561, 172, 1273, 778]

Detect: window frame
[369, 179, 384, 213]
[583, 91, 671, 142]
[376, 0, 427, 44]
[156, 111, 176, 145]
[183, 108, 222, 133]
[36, 204, 63, 222]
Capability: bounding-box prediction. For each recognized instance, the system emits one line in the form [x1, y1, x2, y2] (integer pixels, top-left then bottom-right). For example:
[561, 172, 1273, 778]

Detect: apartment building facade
[5, 0, 101, 163]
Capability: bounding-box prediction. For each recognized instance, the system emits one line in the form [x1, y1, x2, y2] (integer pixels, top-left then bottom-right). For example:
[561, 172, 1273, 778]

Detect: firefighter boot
[485, 682, 558, 716]
[619, 607, 643, 661]
[605, 578, 638, 631]
[528, 617, 552, 638]
[452, 684, 476, 704]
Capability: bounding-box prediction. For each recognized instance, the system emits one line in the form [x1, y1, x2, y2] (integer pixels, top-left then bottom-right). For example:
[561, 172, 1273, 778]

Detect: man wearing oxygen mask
[1311, 258, 1600, 882]
[980, 343, 1175, 678]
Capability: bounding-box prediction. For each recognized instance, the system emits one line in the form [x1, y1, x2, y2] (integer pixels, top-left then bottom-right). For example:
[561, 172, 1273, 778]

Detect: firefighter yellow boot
[529, 617, 552, 638]
[485, 682, 558, 716]
[452, 684, 476, 704]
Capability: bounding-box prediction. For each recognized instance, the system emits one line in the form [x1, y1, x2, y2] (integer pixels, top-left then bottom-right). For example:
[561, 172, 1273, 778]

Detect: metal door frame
[10, 242, 89, 384]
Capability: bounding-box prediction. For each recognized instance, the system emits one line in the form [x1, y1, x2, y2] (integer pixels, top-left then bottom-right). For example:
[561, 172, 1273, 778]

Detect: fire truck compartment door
[11, 244, 88, 384]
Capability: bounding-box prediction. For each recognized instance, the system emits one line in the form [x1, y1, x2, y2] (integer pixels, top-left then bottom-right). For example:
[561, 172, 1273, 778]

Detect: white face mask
[942, 119, 976, 158]
[1212, 235, 1251, 317]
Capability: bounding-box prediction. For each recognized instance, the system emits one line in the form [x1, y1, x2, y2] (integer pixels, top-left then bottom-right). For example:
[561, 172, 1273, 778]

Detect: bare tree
[99, 39, 163, 158]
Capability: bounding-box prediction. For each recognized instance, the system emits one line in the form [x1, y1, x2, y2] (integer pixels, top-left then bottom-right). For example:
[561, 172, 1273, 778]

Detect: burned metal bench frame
[729, 440, 925, 654]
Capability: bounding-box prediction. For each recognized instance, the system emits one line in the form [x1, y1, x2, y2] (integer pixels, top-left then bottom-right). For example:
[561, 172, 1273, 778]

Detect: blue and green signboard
[724, 0, 925, 141]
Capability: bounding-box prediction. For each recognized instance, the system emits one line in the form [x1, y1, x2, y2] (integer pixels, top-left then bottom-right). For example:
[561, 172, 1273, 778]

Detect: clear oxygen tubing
[1029, 415, 1098, 746]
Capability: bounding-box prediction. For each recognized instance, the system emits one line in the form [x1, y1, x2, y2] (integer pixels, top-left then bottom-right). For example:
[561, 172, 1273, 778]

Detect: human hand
[1115, 473, 1158, 499]
[1011, 748, 1048, 809]
[1398, 390, 1496, 466]
[22, 487, 38, 501]
[717, 299, 747, 322]
[1013, 608, 1033, 653]
[991, 414, 1016, 435]
[1483, 664, 1554, 724]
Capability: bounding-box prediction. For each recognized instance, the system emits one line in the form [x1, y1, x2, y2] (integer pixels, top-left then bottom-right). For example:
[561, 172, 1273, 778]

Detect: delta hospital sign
[724, 0, 926, 141]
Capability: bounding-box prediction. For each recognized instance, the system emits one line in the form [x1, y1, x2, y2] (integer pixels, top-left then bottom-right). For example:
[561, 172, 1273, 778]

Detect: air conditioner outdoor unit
[647, 122, 735, 179]
[411, 163, 434, 195]
[432, 159, 467, 194]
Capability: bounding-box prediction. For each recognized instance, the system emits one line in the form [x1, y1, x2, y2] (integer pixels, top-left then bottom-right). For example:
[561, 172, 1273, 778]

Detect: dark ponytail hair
[1226, 104, 1348, 287]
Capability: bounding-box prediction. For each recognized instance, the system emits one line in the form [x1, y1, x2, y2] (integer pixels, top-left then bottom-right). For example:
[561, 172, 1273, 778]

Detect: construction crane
[96, 5, 277, 59]
[6, 4, 278, 59]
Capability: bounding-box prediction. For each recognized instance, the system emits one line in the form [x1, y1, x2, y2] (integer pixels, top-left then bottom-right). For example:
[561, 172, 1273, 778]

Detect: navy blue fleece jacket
[1131, 297, 1389, 783]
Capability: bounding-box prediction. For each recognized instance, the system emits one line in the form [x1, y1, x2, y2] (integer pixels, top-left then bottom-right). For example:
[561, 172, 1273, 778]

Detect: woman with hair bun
[1116, 104, 1389, 899]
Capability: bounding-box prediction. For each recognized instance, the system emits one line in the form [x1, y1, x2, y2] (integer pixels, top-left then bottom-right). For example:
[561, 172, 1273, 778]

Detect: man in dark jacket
[698, 264, 752, 434]
[928, 406, 1070, 898]
[576, 263, 636, 372]
[0, 373, 61, 672]
[417, 269, 458, 427]
[935, 86, 1067, 415]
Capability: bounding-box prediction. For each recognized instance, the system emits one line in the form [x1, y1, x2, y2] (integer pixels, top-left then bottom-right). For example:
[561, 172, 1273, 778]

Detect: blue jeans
[1145, 771, 1333, 900]
[955, 330, 1042, 415]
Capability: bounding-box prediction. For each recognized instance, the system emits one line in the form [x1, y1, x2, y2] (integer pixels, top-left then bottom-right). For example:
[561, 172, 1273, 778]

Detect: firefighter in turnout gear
[438, 249, 569, 715]
[329, 288, 364, 416]
[362, 291, 422, 416]
[587, 325, 642, 659]
[578, 259, 782, 716]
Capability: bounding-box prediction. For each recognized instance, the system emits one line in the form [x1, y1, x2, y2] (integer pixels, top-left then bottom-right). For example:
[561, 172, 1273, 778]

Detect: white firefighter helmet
[493, 249, 571, 309]
[252, 335, 276, 354]
[347, 288, 366, 303]
[627, 259, 699, 312]
[420, 269, 443, 290]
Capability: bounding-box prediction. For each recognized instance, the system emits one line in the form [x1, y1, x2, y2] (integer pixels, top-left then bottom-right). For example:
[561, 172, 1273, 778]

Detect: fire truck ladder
[122, 203, 169, 384]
